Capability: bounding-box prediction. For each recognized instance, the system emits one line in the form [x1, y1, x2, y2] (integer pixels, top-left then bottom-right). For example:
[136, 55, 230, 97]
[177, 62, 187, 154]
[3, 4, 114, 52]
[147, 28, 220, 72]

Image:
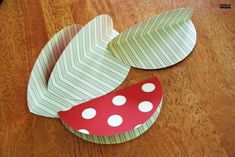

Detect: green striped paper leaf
[27, 25, 83, 117]
[47, 15, 130, 109]
[45, 15, 130, 117]
[28, 15, 131, 118]
[108, 8, 197, 69]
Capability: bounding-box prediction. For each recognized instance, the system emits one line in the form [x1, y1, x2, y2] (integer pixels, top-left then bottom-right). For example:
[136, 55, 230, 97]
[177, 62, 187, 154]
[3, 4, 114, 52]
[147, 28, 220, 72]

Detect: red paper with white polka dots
[58, 77, 163, 136]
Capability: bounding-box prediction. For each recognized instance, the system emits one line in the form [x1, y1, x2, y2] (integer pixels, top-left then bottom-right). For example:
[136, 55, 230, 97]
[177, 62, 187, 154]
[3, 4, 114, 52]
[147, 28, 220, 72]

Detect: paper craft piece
[28, 15, 131, 118]
[27, 25, 83, 117]
[59, 77, 163, 144]
[108, 8, 197, 69]
[47, 15, 131, 116]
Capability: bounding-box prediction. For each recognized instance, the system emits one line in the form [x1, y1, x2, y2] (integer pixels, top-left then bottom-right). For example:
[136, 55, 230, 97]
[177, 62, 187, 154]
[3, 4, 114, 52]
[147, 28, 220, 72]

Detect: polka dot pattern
[59, 77, 163, 136]
[107, 115, 123, 127]
[112, 95, 126, 106]
[138, 101, 153, 112]
[142, 83, 156, 92]
[82, 108, 96, 119]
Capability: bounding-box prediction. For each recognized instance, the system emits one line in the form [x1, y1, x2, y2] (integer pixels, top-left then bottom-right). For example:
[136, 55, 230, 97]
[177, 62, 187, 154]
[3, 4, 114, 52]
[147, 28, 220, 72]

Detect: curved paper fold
[108, 8, 197, 69]
[27, 25, 83, 117]
[47, 15, 131, 113]
[59, 77, 163, 144]
[62, 102, 162, 144]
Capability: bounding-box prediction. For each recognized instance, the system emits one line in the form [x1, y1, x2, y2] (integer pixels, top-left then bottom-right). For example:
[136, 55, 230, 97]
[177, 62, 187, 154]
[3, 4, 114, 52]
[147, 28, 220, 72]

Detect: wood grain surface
[0, 0, 234, 156]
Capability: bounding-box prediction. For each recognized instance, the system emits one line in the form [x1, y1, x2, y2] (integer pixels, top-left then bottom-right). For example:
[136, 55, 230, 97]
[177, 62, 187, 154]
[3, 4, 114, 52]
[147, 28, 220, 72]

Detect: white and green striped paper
[108, 8, 196, 69]
[48, 15, 130, 110]
[27, 25, 83, 117]
[27, 15, 131, 118]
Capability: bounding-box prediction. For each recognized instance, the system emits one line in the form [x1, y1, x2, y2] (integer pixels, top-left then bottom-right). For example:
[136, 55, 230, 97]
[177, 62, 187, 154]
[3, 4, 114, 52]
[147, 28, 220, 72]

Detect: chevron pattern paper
[47, 15, 131, 115]
[27, 15, 131, 118]
[27, 25, 83, 117]
[108, 8, 197, 69]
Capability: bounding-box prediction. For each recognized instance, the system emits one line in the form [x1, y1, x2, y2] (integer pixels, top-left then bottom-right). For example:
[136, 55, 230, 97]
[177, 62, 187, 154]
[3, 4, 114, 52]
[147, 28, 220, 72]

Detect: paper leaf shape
[108, 8, 197, 69]
[59, 77, 163, 144]
[27, 25, 83, 117]
[27, 15, 131, 118]
[47, 15, 130, 113]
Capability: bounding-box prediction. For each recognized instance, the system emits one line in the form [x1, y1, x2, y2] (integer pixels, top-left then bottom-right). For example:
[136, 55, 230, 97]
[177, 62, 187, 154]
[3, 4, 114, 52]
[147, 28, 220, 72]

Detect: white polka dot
[78, 129, 89, 134]
[138, 101, 153, 112]
[112, 95, 126, 106]
[141, 83, 156, 92]
[134, 124, 142, 129]
[107, 115, 123, 127]
[81, 108, 96, 119]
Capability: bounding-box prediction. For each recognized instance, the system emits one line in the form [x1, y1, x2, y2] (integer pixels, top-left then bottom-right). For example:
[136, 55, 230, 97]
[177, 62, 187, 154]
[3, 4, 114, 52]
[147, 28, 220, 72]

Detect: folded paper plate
[27, 16, 131, 117]
[59, 77, 163, 144]
[108, 8, 196, 69]
[27, 25, 82, 117]
[47, 15, 131, 113]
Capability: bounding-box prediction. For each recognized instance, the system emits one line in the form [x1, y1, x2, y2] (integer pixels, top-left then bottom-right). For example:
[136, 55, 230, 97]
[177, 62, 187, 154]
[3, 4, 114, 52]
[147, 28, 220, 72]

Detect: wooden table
[0, 0, 234, 156]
